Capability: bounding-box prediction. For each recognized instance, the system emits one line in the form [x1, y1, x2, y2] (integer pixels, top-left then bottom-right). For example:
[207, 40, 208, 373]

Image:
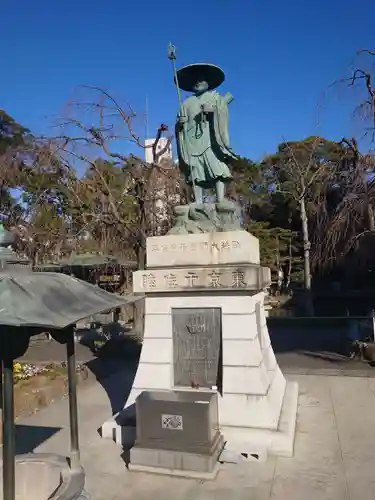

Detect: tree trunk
[368, 203, 375, 232]
[32, 249, 39, 267]
[299, 197, 314, 316]
[136, 243, 146, 271]
[132, 241, 146, 338]
[132, 175, 148, 338]
[286, 235, 292, 290]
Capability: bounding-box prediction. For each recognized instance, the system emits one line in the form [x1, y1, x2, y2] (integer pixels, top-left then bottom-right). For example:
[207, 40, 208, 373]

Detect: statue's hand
[178, 115, 188, 124]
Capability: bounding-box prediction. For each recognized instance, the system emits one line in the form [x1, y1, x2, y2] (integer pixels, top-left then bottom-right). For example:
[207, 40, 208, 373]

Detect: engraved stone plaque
[133, 265, 271, 293]
[172, 308, 221, 388]
[146, 231, 260, 268]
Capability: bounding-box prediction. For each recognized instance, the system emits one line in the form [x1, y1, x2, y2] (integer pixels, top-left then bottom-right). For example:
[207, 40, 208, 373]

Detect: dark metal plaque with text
[172, 307, 221, 388]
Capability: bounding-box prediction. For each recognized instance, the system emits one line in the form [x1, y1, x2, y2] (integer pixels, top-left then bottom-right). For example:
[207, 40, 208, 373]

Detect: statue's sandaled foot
[216, 199, 242, 232]
[216, 199, 236, 213]
[168, 206, 190, 234]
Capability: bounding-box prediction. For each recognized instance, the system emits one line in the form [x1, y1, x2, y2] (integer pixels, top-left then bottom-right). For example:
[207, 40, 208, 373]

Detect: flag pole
[168, 43, 183, 111]
[167, 43, 196, 197]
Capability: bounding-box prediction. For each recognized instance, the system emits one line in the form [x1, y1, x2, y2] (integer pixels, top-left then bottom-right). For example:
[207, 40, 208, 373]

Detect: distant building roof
[34, 253, 137, 271]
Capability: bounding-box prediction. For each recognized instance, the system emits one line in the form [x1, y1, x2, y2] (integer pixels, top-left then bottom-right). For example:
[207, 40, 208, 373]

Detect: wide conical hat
[175, 63, 225, 92]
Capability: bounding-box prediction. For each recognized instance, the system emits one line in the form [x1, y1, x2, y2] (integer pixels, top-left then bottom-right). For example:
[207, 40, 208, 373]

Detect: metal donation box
[136, 390, 219, 452]
[130, 390, 224, 478]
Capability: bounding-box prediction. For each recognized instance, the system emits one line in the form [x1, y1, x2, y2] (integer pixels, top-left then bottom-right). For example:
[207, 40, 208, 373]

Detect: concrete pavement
[9, 372, 375, 500]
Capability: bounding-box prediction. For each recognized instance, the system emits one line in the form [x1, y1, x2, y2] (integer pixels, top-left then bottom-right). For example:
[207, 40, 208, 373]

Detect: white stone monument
[101, 230, 298, 458]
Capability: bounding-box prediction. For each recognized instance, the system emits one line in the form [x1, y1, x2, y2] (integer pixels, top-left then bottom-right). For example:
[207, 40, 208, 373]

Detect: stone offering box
[129, 390, 224, 479]
[101, 230, 298, 459]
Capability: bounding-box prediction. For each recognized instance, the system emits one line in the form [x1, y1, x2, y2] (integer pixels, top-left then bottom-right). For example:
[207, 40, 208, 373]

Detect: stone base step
[220, 380, 299, 458]
[129, 434, 224, 480]
[128, 462, 221, 480]
[101, 381, 298, 459]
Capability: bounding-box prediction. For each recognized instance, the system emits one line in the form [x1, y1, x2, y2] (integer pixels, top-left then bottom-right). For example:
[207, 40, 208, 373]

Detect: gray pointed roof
[0, 272, 142, 329]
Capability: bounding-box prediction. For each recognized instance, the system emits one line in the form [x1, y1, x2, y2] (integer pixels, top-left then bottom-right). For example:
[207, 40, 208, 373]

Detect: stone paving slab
[7, 373, 375, 500]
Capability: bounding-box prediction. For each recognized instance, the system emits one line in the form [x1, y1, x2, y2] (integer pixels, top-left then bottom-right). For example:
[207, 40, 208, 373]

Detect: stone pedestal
[129, 391, 224, 479]
[101, 231, 298, 458]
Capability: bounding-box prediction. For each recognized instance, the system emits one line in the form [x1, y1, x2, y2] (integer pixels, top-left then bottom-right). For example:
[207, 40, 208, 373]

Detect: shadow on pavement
[298, 351, 352, 363]
[268, 316, 374, 354]
[84, 336, 141, 416]
[14, 325, 142, 419]
[15, 424, 62, 454]
[268, 316, 375, 375]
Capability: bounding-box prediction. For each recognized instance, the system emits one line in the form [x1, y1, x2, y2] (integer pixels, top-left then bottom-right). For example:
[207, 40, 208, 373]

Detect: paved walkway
[11, 373, 375, 500]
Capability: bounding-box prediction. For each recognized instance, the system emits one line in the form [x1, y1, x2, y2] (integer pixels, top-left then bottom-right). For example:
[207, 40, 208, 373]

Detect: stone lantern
[0, 226, 140, 500]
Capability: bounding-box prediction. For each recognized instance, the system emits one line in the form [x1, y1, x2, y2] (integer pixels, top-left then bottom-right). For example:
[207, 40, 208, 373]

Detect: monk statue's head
[193, 80, 209, 95]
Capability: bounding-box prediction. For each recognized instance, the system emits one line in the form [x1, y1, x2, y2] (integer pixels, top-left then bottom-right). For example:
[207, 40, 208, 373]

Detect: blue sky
[1, 0, 375, 161]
